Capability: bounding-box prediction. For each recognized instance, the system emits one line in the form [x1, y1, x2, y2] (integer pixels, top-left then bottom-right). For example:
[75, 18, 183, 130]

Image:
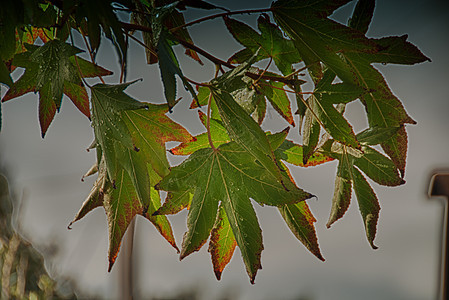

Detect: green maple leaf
[340, 0, 429, 176]
[1, 40, 112, 136]
[319, 127, 404, 248]
[156, 131, 314, 283]
[206, 59, 290, 188]
[157, 30, 198, 110]
[301, 70, 366, 163]
[70, 82, 194, 270]
[271, 0, 381, 82]
[69, 0, 127, 61]
[225, 14, 301, 75]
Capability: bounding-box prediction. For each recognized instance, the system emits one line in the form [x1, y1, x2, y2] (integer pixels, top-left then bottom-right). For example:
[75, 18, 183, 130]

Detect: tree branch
[170, 8, 273, 33]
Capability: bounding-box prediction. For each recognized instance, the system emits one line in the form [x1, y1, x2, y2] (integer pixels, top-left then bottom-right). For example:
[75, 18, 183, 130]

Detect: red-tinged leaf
[3, 40, 112, 136]
[272, 0, 381, 84]
[278, 162, 324, 260]
[144, 175, 179, 253]
[361, 35, 431, 65]
[352, 167, 380, 249]
[123, 103, 194, 177]
[279, 202, 324, 261]
[104, 168, 143, 271]
[354, 145, 404, 186]
[63, 81, 90, 118]
[381, 125, 408, 178]
[260, 81, 295, 126]
[169, 111, 229, 156]
[1, 68, 35, 102]
[157, 139, 313, 282]
[69, 158, 107, 228]
[343, 54, 416, 127]
[319, 131, 394, 247]
[208, 204, 237, 280]
[326, 163, 352, 228]
[38, 83, 57, 137]
[73, 86, 185, 271]
[356, 126, 400, 146]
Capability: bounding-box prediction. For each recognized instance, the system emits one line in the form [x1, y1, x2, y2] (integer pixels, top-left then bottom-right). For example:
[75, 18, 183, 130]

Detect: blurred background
[1, 0, 448, 299]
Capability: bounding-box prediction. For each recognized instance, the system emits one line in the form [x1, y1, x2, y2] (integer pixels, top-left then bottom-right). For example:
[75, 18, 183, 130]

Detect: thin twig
[185, 77, 210, 87]
[170, 8, 273, 33]
[119, 34, 129, 83]
[258, 81, 313, 95]
[69, 30, 92, 88]
[79, 27, 105, 84]
[253, 57, 272, 85]
[120, 22, 302, 85]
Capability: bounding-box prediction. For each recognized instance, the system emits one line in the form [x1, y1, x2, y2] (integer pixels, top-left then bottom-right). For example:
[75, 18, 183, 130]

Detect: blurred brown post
[120, 217, 136, 300]
[428, 172, 449, 300]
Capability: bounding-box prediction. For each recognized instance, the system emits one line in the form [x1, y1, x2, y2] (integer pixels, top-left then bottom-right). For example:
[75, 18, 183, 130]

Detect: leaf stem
[170, 8, 273, 33]
[258, 81, 313, 95]
[185, 77, 210, 87]
[69, 29, 91, 88]
[119, 34, 129, 83]
[206, 90, 216, 151]
[79, 27, 105, 84]
[124, 30, 158, 58]
[120, 22, 299, 86]
[253, 57, 272, 85]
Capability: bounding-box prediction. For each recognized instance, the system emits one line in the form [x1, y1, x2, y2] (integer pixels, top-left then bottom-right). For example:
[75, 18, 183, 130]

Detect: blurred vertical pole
[120, 217, 136, 300]
[428, 172, 449, 300]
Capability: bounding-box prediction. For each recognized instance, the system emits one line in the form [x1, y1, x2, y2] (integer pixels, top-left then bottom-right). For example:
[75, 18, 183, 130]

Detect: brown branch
[79, 27, 105, 84]
[170, 8, 273, 33]
[119, 22, 305, 86]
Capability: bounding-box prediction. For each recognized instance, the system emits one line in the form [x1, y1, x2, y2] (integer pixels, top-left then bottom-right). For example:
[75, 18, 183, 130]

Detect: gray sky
[1, 0, 448, 299]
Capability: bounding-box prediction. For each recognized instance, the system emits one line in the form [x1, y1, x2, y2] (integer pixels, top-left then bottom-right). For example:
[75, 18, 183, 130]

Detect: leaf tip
[214, 270, 223, 281]
[108, 260, 115, 273]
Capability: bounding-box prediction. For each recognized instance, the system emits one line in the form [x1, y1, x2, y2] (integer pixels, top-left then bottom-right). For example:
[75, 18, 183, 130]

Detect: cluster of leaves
[0, 0, 429, 284]
[0, 174, 76, 299]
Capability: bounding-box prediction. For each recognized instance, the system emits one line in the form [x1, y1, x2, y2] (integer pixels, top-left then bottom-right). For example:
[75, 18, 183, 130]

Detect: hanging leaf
[225, 14, 301, 75]
[2, 41, 112, 136]
[272, 0, 381, 83]
[72, 83, 194, 270]
[70, 0, 127, 61]
[156, 134, 313, 283]
[259, 80, 295, 126]
[157, 31, 197, 110]
[208, 204, 237, 280]
[349, 0, 375, 33]
[320, 126, 404, 247]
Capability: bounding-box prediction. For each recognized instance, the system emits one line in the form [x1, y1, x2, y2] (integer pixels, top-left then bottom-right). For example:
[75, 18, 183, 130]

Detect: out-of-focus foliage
[0, 174, 76, 299]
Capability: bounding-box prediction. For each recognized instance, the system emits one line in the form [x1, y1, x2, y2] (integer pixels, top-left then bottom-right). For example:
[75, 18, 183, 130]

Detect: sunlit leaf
[156, 137, 313, 283]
